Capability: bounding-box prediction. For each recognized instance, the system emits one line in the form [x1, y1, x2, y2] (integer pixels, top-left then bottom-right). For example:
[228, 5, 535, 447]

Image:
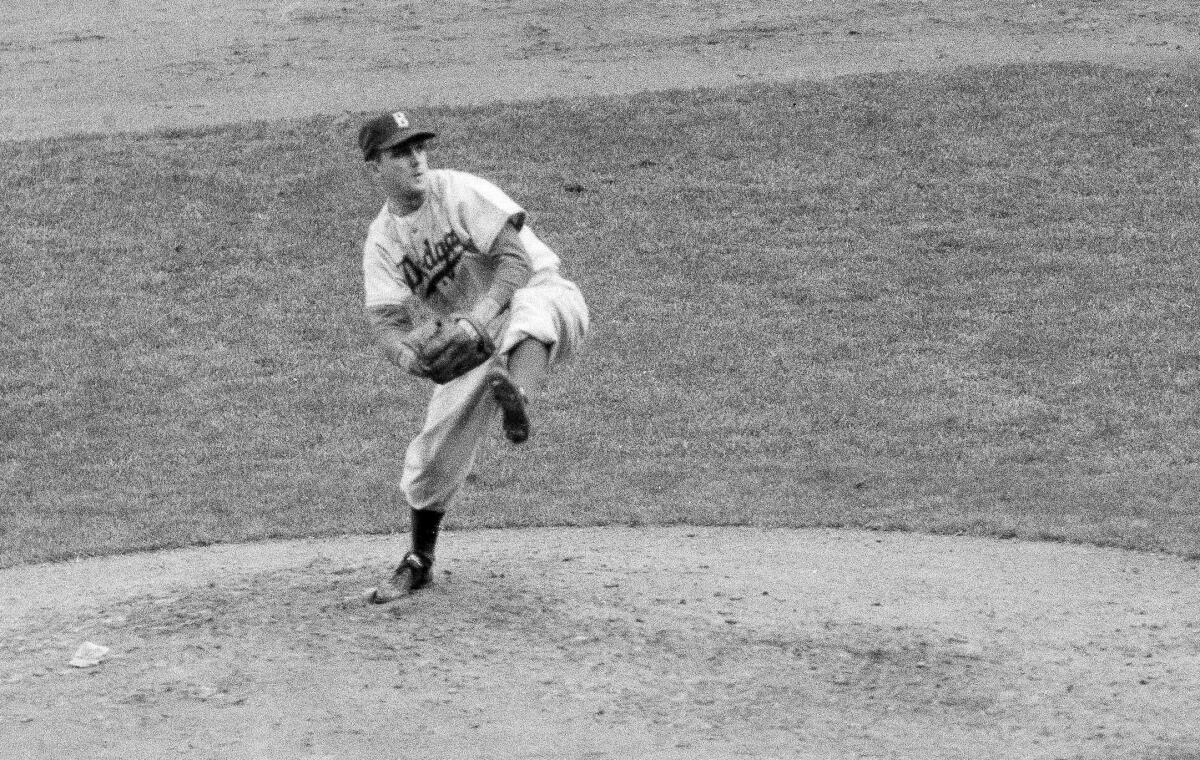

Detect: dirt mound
[3, 527, 1198, 758]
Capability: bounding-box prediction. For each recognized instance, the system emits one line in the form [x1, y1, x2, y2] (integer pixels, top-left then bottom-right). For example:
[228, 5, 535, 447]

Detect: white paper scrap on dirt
[69, 642, 110, 668]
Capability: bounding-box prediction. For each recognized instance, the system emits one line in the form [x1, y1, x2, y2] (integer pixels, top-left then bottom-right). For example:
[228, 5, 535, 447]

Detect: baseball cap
[358, 111, 436, 161]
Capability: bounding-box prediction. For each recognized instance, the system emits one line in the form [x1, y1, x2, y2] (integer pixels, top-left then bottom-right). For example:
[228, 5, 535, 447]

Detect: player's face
[374, 139, 429, 200]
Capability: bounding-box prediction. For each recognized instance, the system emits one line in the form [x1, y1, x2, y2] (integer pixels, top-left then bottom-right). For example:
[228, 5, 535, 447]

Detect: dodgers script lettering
[401, 229, 479, 297]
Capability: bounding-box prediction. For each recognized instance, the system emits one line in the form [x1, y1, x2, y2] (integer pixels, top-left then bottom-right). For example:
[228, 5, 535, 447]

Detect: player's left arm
[462, 219, 531, 330]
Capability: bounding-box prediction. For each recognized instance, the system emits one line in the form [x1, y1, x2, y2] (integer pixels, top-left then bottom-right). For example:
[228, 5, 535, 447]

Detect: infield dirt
[3, 1, 1200, 758]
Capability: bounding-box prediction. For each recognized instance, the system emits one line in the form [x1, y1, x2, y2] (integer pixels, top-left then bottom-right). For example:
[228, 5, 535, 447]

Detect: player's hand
[403, 348, 431, 379]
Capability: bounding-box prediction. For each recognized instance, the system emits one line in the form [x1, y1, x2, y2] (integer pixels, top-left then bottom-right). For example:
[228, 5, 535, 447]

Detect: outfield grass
[3, 62, 1200, 566]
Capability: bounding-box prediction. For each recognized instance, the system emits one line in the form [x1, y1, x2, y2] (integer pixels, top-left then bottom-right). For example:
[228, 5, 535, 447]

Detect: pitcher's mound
[2, 527, 1197, 758]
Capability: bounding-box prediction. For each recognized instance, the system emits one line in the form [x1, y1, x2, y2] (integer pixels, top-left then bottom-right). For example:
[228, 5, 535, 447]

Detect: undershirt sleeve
[471, 221, 532, 325]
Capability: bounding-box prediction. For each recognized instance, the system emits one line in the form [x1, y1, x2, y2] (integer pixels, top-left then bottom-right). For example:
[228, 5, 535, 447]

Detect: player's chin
[401, 175, 427, 195]
[387, 177, 425, 198]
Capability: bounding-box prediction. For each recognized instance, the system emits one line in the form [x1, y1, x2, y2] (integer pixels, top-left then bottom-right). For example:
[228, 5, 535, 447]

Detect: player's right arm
[363, 226, 429, 376]
[366, 301, 424, 372]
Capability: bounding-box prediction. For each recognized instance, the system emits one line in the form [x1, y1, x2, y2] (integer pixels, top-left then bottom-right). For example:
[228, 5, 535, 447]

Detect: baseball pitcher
[357, 111, 590, 602]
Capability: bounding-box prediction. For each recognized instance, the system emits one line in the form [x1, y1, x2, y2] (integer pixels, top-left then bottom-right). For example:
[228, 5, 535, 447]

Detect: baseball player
[357, 110, 590, 602]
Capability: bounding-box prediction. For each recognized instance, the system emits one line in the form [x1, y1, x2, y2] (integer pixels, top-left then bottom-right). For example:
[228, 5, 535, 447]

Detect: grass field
[3, 61, 1200, 566]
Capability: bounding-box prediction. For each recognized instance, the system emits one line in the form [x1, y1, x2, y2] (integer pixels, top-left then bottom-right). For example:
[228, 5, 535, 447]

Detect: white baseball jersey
[363, 169, 560, 316]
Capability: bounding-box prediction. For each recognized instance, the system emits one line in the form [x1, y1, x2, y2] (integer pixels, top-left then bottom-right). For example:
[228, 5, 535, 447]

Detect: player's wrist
[469, 297, 505, 328]
[455, 317, 482, 341]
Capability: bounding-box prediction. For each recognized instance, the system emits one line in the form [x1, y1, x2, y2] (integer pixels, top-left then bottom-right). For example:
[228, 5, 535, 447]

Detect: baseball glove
[406, 313, 495, 384]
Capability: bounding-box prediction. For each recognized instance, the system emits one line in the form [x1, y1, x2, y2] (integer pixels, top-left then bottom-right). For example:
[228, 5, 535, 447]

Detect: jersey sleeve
[362, 230, 412, 308]
[450, 171, 528, 259]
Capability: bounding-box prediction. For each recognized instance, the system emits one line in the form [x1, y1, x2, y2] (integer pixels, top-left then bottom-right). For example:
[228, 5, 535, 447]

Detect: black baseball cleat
[366, 551, 433, 604]
[486, 367, 530, 444]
